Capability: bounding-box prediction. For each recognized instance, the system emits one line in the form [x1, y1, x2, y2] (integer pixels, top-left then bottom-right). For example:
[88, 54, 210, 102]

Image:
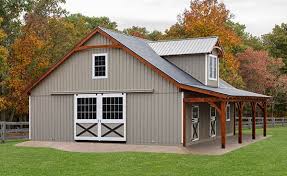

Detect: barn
[26, 27, 270, 148]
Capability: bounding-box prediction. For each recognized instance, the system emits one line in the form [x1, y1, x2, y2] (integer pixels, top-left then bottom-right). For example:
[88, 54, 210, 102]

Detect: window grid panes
[77, 98, 97, 119]
[208, 55, 217, 79]
[192, 106, 199, 119]
[210, 106, 216, 117]
[226, 104, 231, 121]
[94, 55, 106, 77]
[103, 97, 123, 119]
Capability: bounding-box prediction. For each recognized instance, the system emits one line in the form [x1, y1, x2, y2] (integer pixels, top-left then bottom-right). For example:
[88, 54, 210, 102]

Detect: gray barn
[26, 27, 270, 148]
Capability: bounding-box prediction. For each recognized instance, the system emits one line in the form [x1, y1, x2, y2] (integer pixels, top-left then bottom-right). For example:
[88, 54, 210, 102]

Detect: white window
[226, 103, 231, 121]
[92, 53, 108, 79]
[208, 54, 217, 80]
[210, 106, 216, 118]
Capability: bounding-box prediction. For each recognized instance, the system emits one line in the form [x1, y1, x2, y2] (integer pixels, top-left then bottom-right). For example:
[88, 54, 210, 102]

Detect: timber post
[263, 102, 267, 137]
[251, 102, 257, 140]
[238, 102, 244, 144]
[220, 101, 227, 149]
[183, 101, 186, 147]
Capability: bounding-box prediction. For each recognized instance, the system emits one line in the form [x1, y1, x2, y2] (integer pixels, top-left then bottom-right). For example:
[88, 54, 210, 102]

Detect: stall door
[210, 106, 216, 137]
[191, 106, 200, 141]
[74, 93, 126, 141]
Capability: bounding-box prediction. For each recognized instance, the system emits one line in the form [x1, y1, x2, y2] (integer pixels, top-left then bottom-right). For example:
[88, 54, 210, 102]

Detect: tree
[263, 23, 287, 73]
[227, 21, 264, 52]
[165, 0, 244, 87]
[0, 18, 9, 115]
[123, 26, 163, 41]
[123, 26, 149, 39]
[6, 0, 67, 120]
[237, 48, 287, 116]
[0, 0, 33, 46]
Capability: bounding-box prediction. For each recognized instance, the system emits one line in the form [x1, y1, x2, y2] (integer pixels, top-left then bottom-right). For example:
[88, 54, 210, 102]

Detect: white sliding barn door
[74, 93, 126, 141]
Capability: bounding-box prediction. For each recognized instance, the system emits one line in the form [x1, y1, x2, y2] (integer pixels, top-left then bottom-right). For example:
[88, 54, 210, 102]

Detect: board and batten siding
[165, 49, 220, 88]
[165, 54, 206, 85]
[185, 102, 234, 145]
[30, 33, 182, 145]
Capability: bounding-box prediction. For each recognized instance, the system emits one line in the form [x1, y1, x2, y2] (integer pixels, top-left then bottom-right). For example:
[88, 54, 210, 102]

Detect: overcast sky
[64, 0, 287, 36]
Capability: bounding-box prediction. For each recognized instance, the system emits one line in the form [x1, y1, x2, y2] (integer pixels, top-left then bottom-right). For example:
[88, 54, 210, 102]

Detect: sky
[64, 0, 287, 36]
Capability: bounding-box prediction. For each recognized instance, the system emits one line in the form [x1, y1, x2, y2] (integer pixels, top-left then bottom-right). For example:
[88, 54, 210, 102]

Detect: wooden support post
[220, 101, 227, 149]
[183, 101, 186, 147]
[1, 122, 5, 143]
[233, 103, 236, 135]
[238, 102, 244, 144]
[251, 102, 257, 140]
[263, 102, 267, 137]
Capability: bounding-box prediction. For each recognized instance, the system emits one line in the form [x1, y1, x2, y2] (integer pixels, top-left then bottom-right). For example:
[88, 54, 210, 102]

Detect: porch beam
[233, 103, 236, 135]
[237, 102, 244, 144]
[183, 97, 223, 103]
[251, 102, 257, 140]
[220, 101, 227, 149]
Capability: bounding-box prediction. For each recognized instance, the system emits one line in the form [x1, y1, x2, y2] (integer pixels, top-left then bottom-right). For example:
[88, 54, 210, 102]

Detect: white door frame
[191, 105, 200, 141]
[74, 93, 126, 141]
[210, 106, 216, 138]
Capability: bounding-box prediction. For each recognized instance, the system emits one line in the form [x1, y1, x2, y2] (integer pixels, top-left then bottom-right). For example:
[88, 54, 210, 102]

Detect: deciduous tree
[165, 0, 244, 87]
[263, 23, 287, 73]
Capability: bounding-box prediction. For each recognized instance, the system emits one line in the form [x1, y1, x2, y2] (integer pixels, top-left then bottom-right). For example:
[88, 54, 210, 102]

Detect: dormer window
[208, 54, 217, 80]
[92, 53, 108, 79]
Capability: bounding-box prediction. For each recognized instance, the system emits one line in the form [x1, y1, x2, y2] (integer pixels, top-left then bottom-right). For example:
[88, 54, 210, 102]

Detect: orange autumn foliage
[7, 31, 49, 114]
[165, 0, 244, 87]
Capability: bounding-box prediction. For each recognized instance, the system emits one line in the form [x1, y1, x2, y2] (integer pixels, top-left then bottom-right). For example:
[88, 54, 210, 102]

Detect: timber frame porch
[182, 96, 270, 149]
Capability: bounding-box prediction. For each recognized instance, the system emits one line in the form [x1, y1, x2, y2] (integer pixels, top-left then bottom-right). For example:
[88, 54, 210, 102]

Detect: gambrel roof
[26, 27, 270, 99]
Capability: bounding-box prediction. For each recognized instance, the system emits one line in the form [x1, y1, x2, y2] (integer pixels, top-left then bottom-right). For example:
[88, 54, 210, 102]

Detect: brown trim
[183, 101, 186, 147]
[251, 102, 257, 140]
[220, 101, 227, 149]
[183, 97, 223, 103]
[74, 44, 121, 51]
[263, 102, 267, 137]
[179, 84, 227, 98]
[233, 103, 236, 135]
[237, 102, 244, 144]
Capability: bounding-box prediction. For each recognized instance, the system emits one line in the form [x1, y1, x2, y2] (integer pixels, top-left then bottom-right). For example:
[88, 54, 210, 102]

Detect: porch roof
[185, 79, 270, 99]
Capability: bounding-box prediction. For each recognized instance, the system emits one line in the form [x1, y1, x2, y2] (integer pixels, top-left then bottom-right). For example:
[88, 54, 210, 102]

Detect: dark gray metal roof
[100, 27, 269, 98]
[148, 37, 218, 56]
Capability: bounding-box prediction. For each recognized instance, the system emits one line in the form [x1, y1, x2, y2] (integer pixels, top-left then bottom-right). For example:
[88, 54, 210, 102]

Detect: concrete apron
[16, 135, 271, 155]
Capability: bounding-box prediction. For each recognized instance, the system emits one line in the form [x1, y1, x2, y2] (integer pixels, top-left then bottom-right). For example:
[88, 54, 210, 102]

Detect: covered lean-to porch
[182, 89, 270, 149]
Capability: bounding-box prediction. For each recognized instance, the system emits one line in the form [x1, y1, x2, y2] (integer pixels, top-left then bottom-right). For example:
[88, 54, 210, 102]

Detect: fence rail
[0, 122, 29, 143]
[235, 117, 287, 129]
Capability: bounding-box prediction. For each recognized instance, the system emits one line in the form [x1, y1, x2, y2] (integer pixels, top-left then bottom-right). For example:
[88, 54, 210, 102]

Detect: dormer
[148, 37, 223, 87]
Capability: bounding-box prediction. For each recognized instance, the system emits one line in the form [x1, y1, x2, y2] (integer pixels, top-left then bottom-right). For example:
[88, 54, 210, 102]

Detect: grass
[1, 128, 287, 176]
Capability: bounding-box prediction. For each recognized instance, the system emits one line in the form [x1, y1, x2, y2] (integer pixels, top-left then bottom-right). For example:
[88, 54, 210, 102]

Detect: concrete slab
[16, 135, 270, 155]
[186, 135, 271, 155]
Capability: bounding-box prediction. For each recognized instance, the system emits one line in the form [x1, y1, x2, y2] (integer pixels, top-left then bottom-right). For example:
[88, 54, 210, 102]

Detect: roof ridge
[148, 36, 218, 43]
[98, 26, 152, 42]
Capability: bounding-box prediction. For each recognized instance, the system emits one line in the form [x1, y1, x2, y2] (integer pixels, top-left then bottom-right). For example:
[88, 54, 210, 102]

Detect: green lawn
[1, 128, 287, 176]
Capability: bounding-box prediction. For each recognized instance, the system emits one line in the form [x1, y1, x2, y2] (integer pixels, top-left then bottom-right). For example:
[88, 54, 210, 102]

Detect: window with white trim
[92, 53, 108, 79]
[103, 97, 123, 119]
[77, 97, 97, 119]
[210, 106, 216, 118]
[208, 55, 217, 80]
[226, 103, 231, 121]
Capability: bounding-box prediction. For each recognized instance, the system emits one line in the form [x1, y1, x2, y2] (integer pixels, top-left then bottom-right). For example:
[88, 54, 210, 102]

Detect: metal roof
[97, 28, 270, 98]
[148, 37, 219, 56]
